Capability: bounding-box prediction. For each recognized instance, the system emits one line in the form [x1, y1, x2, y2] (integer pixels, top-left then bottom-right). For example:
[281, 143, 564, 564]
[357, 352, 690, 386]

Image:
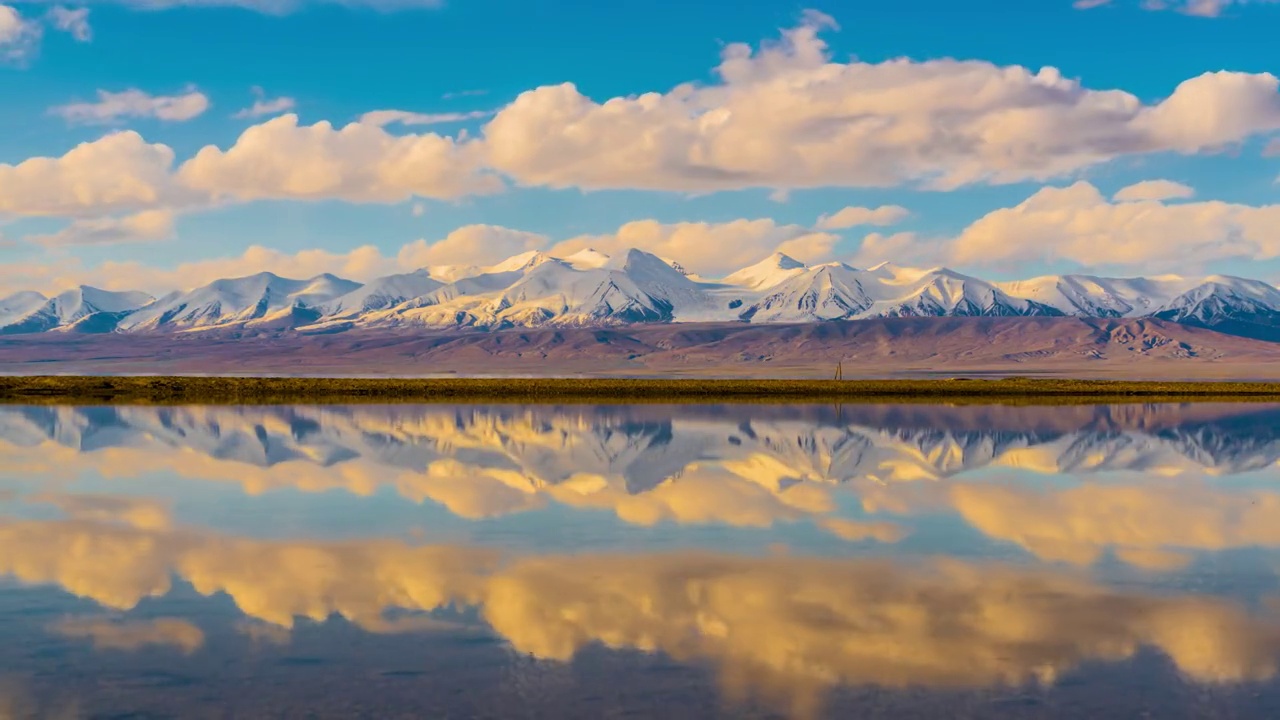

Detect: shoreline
[3, 376, 1280, 405]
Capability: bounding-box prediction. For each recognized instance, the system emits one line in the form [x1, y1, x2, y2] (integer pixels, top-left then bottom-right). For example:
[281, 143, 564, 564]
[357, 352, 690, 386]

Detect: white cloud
[442, 89, 487, 100]
[51, 87, 210, 124]
[19, 0, 445, 14]
[1080, 0, 1279, 15]
[0, 4, 41, 61]
[945, 181, 1280, 269]
[0, 243, 402, 297]
[232, 87, 296, 119]
[482, 14, 1280, 193]
[46, 6, 90, 41]
[1112, 179, 1195, 202]
[177, 114, 502, 203]
[1264, 138, 1280, 157]
[0, 131, 181, 217]
[550, 219, 839, 276]
[0, 215, 847, 295]
[29, 209, 176, 247]
[815, 205, 909, 230]
[397, 225, 548, 268]
[358, 109, 492, 127]
[1140, 0, 1278, 17]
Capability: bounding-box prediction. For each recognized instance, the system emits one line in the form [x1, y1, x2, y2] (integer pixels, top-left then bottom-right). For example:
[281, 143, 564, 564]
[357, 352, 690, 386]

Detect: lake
[2, 402, 1280, 718]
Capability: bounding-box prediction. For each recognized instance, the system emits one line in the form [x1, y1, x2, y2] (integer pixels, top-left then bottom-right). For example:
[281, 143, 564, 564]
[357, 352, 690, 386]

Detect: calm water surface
[2, 402, 1280, 718]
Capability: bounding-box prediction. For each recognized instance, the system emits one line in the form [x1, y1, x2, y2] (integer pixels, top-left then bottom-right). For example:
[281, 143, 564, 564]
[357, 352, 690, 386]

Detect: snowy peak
[723, 252, 810, 290]
[5, 250, 1280, 338]
[865, 268, 1060, 319]
[0, 291, 48, 325]
[563, 248, 611, 270]
[118, 272, 361, 332]
[997, 275, 1188, 318]
[1152, 276, 1280, 339]
[741, 262, 872, 322]
[323, 270, 442, 316]
[0, 286, 153, 335]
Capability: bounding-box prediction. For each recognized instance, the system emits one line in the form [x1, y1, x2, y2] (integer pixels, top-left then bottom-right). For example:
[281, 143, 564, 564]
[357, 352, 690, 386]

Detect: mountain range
[6, 248, 1280, 342]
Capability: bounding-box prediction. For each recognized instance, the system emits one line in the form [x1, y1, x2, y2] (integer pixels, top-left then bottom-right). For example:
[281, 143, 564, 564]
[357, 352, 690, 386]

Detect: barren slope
[3, 317, 1280, 378]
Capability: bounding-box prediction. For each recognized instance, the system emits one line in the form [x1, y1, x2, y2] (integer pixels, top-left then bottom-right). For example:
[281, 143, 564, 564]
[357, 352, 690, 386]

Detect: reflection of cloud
[27, 492, 171, 530]
[0, 439, 864, 535]
[817, 517, 907, 543]
[0, 677, 80, 720]
[236, 620, 292, 647]
[542, 465, 836, 529]
[0, 519, 497, 627]
[947, 481, 1280, 567]
[52, 617, 204, 654]
[483, 554, 1280, 718]
[3, 518, 1280, 719]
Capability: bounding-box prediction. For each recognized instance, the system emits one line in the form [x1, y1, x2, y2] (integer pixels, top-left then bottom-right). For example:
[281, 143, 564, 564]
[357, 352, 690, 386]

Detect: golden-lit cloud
[946, 480, 1280, 566]
[943, 181, 1280, 269]
[3, 516, 1277, 719]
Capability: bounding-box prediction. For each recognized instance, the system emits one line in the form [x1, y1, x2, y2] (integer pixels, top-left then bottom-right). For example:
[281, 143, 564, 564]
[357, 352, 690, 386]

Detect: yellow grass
[1, 375, 1279, 405]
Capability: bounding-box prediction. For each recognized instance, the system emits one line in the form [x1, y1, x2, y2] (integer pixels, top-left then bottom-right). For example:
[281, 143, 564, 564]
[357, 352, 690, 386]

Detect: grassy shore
[2, 375, 1280, 405]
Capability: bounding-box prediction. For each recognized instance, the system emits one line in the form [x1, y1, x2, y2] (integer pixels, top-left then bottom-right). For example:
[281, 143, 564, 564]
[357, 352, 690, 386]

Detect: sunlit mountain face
[4, 402, 1280, 718]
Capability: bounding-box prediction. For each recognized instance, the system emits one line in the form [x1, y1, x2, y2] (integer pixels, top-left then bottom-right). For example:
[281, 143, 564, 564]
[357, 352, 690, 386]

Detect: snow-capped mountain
[996, 275, 1188, 318]
[1152, 277, 1280, 339]
[118, 272, 360, 332]
[343, 249, 708, 329]
[722, 252, 810, 290]
[321, 270, 443, 317]
[4, 248, 1280, 338]
[0, 286, 153, 334]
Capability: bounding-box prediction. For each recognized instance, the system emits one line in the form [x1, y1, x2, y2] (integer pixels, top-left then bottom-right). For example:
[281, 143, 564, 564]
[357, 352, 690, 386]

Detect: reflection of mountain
[2, 517, 1279, 719]
[4, 403, 1280, 489]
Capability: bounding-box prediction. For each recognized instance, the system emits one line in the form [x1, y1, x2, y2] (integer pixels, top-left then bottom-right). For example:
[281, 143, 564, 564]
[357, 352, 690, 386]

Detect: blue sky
[1, 0, 1279, 294]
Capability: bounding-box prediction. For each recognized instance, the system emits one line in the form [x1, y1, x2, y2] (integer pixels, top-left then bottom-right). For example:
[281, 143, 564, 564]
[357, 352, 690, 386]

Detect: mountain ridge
[3, 249, 1280, 343]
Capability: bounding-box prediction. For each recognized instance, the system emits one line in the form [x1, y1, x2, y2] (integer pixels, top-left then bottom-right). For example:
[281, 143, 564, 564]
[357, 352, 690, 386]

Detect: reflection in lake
[3, 402, 1280, 717]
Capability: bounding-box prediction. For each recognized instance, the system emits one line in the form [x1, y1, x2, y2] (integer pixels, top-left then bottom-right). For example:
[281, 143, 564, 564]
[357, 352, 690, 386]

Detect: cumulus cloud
[815, 205, 909, 230]
[0, 243, 403, 296]
[944, 181, 1280, 269]
[46, 6, 90, 41]
[28, 209, 176, 247]
[0, 4, 41, 61]
[21, 0, 445, 14]
[0, 131, 181, 217]
[1112, 179, 1195, 202]
[51, 87, 210, 124]
[0, 114, 500, 219]
[482, 14, 1280, 193]
[232, 86, 296, 119]
[1077, 0, 1278, 15]
[7, 11, 1280, 224]
[551, 219, 839, 276]
[1140, 0, 1278, 17]
[177, 114, 502, 203]
[396, 225, 548, 268]
[0, 213, 848, 294]
[358, 109, 492, 127]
